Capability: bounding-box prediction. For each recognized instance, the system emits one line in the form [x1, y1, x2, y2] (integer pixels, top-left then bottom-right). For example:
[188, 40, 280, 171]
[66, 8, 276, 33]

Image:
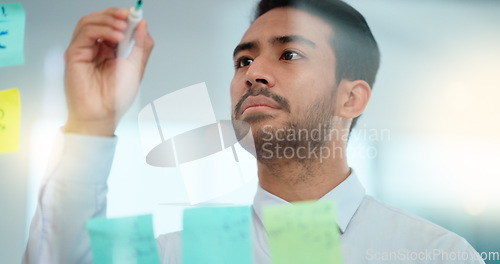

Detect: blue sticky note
[0, 2, 25, 67]
[182, 206, 253, 264]
[86, 215, 161, 264]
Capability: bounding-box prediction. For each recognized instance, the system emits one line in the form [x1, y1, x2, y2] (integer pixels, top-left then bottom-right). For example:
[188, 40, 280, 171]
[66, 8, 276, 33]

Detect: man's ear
[336, 79, 371, 119]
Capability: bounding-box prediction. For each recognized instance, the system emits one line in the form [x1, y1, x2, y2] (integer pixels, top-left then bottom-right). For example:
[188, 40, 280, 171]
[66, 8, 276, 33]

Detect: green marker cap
[135, 0, 142, 10]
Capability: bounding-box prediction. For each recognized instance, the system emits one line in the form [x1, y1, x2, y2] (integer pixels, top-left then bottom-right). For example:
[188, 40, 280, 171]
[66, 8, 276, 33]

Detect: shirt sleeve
[450, 238, 486, 264]
[428, 232, 486, 264]
[22, 132, 118, 264]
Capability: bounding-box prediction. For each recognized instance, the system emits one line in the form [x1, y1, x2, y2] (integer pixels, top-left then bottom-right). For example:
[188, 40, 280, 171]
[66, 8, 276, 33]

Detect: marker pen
[117, 0, 143, 58]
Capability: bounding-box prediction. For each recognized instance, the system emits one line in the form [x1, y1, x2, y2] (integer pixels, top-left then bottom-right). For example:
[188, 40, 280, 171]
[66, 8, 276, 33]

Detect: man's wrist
[64, 118, 117, 137]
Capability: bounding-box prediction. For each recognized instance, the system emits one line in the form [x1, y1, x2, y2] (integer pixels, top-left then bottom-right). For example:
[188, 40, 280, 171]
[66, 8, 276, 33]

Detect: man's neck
[256, 155, 350, 202]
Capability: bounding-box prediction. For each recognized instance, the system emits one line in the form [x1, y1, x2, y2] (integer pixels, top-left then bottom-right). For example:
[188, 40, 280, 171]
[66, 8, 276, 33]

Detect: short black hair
[255, 0, 380, 133]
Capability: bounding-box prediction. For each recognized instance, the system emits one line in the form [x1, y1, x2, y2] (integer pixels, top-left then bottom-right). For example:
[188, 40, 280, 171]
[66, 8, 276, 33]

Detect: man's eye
[235, 57, 253, 69]
[280, 51, 302, 61]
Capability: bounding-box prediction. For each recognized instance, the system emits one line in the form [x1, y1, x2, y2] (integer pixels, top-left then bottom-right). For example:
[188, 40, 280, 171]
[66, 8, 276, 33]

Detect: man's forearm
[22, 132, 117, 264]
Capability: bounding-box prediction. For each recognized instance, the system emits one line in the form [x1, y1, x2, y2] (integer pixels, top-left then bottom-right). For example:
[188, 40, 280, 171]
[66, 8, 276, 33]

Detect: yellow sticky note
[0, 88, 21, 153]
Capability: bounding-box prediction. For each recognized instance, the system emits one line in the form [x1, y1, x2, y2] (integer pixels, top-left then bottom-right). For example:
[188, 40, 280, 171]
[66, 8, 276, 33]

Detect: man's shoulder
[353, 195, 473, 250]
[361, 195, 451, 233]
[344, 196, 485, 262]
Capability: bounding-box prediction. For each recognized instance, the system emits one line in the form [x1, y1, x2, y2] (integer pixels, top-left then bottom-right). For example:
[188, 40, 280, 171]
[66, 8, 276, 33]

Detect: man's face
[230, 7, 338, 141]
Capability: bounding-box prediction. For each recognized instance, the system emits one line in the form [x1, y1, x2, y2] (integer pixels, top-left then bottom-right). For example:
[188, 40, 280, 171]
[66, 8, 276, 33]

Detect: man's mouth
[240, 95, 282, 115]
[233, 88, 291, 119]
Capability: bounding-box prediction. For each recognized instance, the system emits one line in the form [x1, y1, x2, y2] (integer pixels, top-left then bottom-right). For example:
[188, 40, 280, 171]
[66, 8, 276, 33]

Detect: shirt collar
[252, 169, 366, 234]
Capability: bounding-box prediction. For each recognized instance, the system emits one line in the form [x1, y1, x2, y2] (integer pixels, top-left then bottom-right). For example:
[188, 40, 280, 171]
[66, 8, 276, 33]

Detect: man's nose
[245, 56, 276, 89]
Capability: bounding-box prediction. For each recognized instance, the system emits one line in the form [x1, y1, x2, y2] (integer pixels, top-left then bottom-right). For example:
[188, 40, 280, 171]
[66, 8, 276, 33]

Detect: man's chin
[232, 114, 276, 152]
[241, 113, 275, 123]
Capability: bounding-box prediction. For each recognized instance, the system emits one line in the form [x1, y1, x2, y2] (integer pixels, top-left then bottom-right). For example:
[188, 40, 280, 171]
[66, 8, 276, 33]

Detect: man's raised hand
[64, 7, 154, 136]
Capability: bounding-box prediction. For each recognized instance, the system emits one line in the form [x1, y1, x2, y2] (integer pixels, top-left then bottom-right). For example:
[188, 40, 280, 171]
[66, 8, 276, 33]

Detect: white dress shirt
[23, 133, 485, 264]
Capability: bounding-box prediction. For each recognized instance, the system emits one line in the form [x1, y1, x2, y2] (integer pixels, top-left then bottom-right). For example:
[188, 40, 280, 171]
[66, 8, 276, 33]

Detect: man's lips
[240, 95, 282, 114]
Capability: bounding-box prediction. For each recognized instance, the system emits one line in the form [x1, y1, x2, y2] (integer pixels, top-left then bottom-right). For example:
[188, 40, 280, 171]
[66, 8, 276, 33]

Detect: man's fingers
[129, 19, 155, 78]
[89, 7, 128, 21]
[102, 39, 118, 49]
[71, 10, 128, 43]
[95, 42, 117, 64]
[66, 8, 129, 61]
[77, 25, 124, 48]
[66, 25, 124, 62]
[134, 20, 154, 50]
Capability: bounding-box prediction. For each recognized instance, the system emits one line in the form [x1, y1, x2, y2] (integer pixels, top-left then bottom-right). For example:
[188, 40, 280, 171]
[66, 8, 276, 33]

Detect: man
[23, 0, 484, 263]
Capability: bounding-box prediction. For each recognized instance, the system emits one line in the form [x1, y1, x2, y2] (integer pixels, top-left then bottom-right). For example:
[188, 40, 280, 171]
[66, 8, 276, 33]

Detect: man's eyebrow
[233, 41, 258, 59]
[271, 35, 317, 48]
[232, 35, 316, 59]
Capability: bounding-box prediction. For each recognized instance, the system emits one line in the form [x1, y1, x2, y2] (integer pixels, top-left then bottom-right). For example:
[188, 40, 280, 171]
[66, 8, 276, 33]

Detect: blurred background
[0, 0, 499, 263]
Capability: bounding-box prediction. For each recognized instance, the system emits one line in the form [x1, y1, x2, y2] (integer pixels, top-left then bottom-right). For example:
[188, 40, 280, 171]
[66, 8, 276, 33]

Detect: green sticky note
[86, 215, 161, 264]
[262, 200, 342, 264]
[0, 88, 21, 153]
[182, 206, 253, 264]
[0, 2, 25, 67]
